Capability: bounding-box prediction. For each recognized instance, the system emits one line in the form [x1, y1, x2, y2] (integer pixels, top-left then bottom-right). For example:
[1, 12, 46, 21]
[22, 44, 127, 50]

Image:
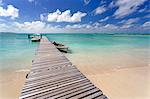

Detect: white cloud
[121, 24, 132, 29]
[114, 0, 146, 18]
[0, 20, 149, 33]
[65, 23, 99, 33]
[143, 21, 150, 27]
[41, 9, 87, 23]
[65, 22, 120, 33]
[94, 6, 106, 15]
[40, 13, 47, 21]
[1, 20, 118, 33]
[0, 23, 7, 31]
[84, 0, 91, 5]
[13, 21, 68, 33]
[14, 21, 46, 32]
[108, 1, 115, 8]
[104, 24, 118, 29]
[0, 5, 19, 19]
[99, 17, 109, 22]
[125, 18, 139, 25]
[120, 18, 139, 28]
[66, 24, 92, 29]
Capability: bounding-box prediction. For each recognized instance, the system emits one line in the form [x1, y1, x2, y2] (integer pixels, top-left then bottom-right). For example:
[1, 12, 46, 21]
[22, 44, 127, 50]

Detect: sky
[0, 0, 150, 33]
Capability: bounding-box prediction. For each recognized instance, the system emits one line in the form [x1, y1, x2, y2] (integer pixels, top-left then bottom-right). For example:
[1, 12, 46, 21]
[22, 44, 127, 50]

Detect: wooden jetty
[20, 36, 107, 99]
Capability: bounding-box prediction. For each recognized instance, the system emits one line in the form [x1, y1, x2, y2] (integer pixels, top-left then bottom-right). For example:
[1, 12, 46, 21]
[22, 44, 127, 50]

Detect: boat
[31, 36, 41, 42]
[56, 45, 69, 52]
[29, 33, 42, 42]
[52, 41, 69, 52]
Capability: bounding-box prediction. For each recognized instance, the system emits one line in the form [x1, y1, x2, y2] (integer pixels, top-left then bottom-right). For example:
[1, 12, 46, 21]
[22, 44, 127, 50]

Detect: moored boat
[31, 37, 41, 42]
[28, 33, 42, 42]
[52, 41, 69, 52]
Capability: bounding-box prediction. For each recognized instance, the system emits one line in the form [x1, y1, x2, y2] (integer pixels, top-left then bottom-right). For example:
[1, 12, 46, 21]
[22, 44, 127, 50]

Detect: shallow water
[0, 33, 149, 70]
[0, 33, 38, 70]
[46, 33, 150, 70]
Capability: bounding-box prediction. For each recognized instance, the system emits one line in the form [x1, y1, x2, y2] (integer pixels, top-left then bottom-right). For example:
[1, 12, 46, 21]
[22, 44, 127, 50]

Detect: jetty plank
[20, 36, 107, 99]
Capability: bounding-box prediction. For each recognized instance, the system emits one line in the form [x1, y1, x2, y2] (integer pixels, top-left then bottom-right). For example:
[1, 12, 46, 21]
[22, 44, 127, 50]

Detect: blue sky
[0, 0, 149, 33]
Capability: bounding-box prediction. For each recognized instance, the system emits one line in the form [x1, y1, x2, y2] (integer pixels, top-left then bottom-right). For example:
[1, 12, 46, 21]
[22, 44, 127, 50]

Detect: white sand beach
[66, 52, 150, 99]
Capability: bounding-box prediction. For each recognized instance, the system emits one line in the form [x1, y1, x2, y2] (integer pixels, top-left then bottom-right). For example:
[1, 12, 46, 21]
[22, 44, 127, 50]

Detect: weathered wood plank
[21, 77, 87, 96]
[22, 74, 85, 91]
[20, 79, 88, 98]
[40, 83, 95, 99]
[26, 69, 80, 83]
[28, 66, 77, 78]
[23, 73, 82, 89]
[31, 63, 72, 72]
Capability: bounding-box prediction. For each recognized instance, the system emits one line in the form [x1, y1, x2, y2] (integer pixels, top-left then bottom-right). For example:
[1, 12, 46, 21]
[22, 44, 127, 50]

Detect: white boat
[28, 33, 42, 42]
[56, 46, 69, 52]
[31, 36, 41, 42]
[52, 41, 69, 52]
[28, 33, 42, 38]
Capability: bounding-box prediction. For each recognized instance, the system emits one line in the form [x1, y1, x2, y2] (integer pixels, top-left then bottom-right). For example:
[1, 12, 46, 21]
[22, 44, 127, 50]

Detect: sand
[66, 52, 150, 99]
[80, 66, 150, 99]
[0, 70, 28, 99]
[0, 51, 149, 99]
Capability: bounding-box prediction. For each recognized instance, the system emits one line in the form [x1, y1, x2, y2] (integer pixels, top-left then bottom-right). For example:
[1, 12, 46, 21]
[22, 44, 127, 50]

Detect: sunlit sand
[66, 51, 150, 99]
[0, 70, 27, 99]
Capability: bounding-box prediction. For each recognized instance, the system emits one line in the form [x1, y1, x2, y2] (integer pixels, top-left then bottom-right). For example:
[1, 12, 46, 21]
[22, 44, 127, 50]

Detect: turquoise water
[0, 33, 149, 70]
[0, 33, 38, 70]
[47, 34, 149, 69]
[46, 34, 149, 53]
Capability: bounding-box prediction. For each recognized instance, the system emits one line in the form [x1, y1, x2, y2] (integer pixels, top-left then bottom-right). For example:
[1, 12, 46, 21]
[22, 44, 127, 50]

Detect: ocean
[0, 33, 149, 70]
[46, 33, 149, 71]
[0, 33, 38, 70]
